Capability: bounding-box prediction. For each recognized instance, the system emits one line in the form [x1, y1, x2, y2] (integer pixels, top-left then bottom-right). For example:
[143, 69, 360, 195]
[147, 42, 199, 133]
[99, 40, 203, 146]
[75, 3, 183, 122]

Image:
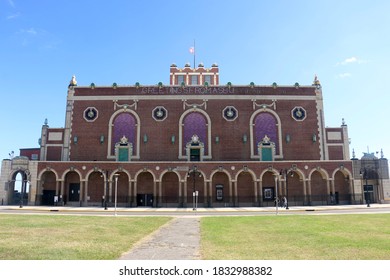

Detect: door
[137, 194, 153, 207]
[42, 190, 56, 205]
[69, 183, 80, 201]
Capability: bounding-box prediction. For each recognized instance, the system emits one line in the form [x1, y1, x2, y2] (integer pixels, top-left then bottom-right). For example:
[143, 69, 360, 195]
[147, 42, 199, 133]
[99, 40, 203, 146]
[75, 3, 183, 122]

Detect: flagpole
[193, 39, 196, 69]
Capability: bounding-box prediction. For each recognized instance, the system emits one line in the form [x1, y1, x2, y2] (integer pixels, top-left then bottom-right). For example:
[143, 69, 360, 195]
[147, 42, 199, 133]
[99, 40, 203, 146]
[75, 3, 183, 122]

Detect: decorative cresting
[113, 100, 138, 111]
[186, 134, 204, 161]
[258, 135, 276, 161]
[182, 99, 208, 110]
[115, 135, 133, 161]
[252, 99, 277, 110]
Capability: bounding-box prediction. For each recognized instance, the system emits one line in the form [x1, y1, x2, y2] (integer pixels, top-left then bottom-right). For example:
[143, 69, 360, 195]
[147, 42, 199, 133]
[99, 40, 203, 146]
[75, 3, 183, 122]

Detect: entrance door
[137, 194, 153, 207]
[42, 190, 56, 205]
[69, 183, 80, 201]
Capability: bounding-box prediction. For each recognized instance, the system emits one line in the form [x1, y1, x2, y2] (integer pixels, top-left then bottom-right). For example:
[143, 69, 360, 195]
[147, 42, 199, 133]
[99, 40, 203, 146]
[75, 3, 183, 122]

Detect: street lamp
[114, 173, 120, 216]
[99, 170, 109, 210]
[280, 169, 293, 210]
[360, 169, 370, 207]
[187, 166, 202, 210]
[274, 174, 279, 215]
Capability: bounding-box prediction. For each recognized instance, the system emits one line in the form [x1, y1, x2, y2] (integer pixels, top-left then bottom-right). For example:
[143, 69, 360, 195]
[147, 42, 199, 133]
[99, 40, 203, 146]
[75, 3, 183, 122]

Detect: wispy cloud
[7, 0, 16, 8]
[6, 12, 20, 20]
[336, 56, 369, 66]
[19, 28, 38, 36]
[337, 73, 352, 79]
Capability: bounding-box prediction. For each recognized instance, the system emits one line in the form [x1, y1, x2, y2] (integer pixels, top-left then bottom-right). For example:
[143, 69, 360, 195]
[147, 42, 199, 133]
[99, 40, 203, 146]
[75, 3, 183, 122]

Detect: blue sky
[1, 0, 389, 161]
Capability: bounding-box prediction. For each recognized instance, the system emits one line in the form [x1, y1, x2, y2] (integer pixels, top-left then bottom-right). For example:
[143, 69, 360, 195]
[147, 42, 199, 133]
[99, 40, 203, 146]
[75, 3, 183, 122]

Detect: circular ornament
[84, 107, 98, 122]
[223, 106, 238, 121]
[291, 106, 307, 121]
[152, 106, 168, 121]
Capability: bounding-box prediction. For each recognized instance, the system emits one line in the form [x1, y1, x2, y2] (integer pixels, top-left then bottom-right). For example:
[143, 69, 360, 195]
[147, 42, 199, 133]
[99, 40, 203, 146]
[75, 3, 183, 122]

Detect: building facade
[1, 64, 389, 207]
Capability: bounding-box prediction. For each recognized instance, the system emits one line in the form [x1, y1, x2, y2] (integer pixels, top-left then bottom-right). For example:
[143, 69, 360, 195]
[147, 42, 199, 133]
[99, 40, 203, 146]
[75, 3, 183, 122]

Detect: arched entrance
[40, 170, 57, 205]
[161, 171, 180, 207]
[186, 169, 204, 208]
[136, 171, 154, 207]
[64, 171, 81, 206]
[334, 170, 351, 204]
[114, 171, 130, 206]
[211, 171, 230, 207]
[261, 171, 277, 207]
[310, 171, 328, 205]
[9, 171, 30, 206]
[87, 171, 105, 207]
[237, 170, 256, 206]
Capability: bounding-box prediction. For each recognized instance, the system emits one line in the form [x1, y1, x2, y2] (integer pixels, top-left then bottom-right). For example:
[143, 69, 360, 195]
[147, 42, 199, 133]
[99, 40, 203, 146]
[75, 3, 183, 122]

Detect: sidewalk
[119, 217, 201, 260]
[1, 203, 389, 213]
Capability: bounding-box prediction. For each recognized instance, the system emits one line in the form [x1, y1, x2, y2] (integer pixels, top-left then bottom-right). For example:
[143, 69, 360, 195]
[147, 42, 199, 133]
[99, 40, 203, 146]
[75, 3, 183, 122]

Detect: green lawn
[0, 215, 171, 260]
[1, 214, 389, 260]
[200, 214, 390, 260]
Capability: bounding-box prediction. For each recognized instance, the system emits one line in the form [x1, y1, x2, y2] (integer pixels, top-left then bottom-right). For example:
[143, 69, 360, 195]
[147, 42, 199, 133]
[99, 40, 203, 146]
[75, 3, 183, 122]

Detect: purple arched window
[254, 113, 279, 155]
[112, 113, 136, 154]
[183, 112, 207, 155]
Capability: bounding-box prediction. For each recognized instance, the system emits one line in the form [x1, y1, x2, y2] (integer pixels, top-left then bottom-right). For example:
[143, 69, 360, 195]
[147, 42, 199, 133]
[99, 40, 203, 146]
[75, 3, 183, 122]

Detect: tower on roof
[170, 63, 219, 86]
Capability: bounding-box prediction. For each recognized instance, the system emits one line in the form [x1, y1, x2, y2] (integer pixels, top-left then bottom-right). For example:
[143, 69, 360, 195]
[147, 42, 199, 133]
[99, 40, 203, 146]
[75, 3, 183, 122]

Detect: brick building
[1, 64, 389, 207]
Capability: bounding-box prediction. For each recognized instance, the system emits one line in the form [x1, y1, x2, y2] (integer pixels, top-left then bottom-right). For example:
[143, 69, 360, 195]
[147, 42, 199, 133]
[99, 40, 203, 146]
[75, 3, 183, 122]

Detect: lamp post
[187, 166, 202, 210]
[280, 169, 293, 210]
[274, 174, 278, 215]
[99, 170, 109, 210]
[360, 168, 370, 207]
[114, 173, 120, 216]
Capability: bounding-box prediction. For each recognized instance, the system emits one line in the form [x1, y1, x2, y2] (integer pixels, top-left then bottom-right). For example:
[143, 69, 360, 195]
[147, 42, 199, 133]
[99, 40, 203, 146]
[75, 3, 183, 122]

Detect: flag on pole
[189, 46, 195, 54]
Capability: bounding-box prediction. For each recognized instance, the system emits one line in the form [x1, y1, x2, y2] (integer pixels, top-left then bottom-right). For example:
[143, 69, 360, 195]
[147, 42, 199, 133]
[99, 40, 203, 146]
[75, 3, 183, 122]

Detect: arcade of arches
[31, 164, 360, 207]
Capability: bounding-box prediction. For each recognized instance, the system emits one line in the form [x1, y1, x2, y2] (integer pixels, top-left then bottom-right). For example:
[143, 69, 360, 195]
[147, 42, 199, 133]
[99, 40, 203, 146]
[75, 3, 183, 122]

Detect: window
[191, 75, 198, 85]
[204, 75, 212, 85]
[177, 75, 185, 85]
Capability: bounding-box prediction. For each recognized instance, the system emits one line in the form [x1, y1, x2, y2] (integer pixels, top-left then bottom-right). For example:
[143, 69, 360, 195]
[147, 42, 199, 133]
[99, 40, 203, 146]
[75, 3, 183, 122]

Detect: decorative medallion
[291, 106, 307, 121]
[152, 106, 168, 121]
[223, 106, 238, 121]
[83, 107, 98, 122]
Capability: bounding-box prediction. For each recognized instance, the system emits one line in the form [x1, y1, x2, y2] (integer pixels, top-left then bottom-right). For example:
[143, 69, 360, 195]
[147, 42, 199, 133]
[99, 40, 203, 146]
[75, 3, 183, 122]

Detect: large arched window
[112, 113, 136, 153]
[251, 111, 282, 158]
[107, 111, 140, 160]
[179, 110, 211, 160]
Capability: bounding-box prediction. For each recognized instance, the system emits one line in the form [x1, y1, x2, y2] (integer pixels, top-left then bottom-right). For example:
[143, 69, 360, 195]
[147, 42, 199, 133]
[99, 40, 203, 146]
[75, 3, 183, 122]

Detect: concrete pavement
[119, 217, 201, 260]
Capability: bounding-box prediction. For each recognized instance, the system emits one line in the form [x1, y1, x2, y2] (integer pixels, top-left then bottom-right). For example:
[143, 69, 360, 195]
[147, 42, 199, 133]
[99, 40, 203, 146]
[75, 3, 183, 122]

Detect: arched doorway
[87, 171, 105, 207]
[186, 169, 204, 208]
[211, 171, 230, 207]
[261, 171, 277, 207]
[310, 171, 328, 205]
[64, 171, 81, 206]
[113, 171, 129, 206]
[40, 170, 57, 205]
[9, 171, 30, 206]
[334, 170, 350, 204]
[136, 171, 154, 207]
[237, 170, 255, 206]
[161, 171, 180, 207]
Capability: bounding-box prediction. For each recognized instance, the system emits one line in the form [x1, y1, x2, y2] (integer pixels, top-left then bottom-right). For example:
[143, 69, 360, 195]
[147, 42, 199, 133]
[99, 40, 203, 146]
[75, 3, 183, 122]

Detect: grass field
[0, 215, 171, 260]
[200, 214, 390, 260]
[0, 214, 389, 260]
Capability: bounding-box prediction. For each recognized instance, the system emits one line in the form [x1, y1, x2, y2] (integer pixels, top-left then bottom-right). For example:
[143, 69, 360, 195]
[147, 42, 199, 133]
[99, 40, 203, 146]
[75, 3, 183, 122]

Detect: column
[254, 180, 258, 205]
[153, 180, 158, 207]
[182, 180, 187, 208]
[304, 179, 309, 205]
